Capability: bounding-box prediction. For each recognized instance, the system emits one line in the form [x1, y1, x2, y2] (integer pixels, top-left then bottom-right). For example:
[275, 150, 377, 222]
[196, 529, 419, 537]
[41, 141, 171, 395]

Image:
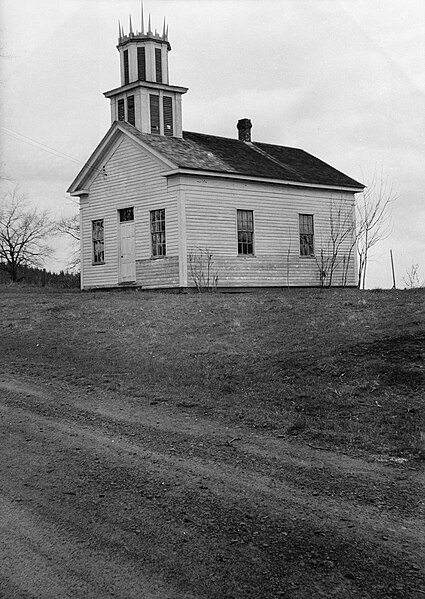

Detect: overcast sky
[1, 0, 424, 288]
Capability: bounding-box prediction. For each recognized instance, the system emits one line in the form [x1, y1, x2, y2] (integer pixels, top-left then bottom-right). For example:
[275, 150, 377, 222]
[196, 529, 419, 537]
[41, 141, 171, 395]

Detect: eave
[161, 167, 365, 193]
[104, 80, 188, 98]
[67, 122, 178, 196]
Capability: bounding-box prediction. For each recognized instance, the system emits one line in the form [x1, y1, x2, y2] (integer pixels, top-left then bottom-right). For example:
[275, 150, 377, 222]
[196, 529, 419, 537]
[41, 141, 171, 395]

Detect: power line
[1, 125, 103, 176]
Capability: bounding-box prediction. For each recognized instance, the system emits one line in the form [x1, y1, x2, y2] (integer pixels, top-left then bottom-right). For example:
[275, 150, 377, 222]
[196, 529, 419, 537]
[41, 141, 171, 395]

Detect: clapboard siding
[182, 176, 356, 287]
[81, 137, 179, 289]
[136, 256, 179, 288]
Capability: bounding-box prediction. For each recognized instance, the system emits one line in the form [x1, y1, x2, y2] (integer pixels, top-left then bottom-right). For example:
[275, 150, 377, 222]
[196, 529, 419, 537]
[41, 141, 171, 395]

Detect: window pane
[150, 209, 166, 257]
[119, 208, 134, 222]
[237, 210, 254, 255]
[299, 214, 314, 255]
[92, 220, 104, 264]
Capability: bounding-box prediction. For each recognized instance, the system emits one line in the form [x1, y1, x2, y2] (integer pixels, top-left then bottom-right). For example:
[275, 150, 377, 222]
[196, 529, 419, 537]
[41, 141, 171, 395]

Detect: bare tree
[356, 171, 397, 289]
[0, 189, 56, 282]
[57, 211, 80, 271]
[315, 196, 356, 287]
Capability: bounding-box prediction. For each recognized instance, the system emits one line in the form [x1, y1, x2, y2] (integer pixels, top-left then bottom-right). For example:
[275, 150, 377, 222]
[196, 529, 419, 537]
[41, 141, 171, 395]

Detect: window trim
[127, 95, 135, 126]
[137, 46, 146, 81]
[149, 94, 160, 135]
[155, 48, 163, 83]
[299, 213, 315, 257]
[123, 49, 129, 85]
[92, 219, 105, 265]
[117, 98, 125, 121]
[236, 209, 255, 256]
[119, 207, 134, 222]
[150, 208, 166, 258]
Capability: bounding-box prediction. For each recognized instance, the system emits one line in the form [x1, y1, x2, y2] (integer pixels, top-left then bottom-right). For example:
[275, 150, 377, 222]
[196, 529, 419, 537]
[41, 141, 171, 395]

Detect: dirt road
[1, 372, 424, 598]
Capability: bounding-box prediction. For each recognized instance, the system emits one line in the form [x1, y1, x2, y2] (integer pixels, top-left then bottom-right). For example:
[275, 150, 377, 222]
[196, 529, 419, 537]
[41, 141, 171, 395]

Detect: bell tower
[104, 8, 188, 138]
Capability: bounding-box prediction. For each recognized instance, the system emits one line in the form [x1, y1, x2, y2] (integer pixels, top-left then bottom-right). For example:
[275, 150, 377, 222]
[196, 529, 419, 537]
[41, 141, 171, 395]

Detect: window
[155, 48, 162, 83]
[119, 207, 134, 222]
[127, 95, 135, 126]
[163, 96, 173, 136]
[92, 220, 104, 264]
[150, 95, 160, 134]
[237, 210, 254, 255]
[123, 50, 129, 85]
[299, 214, 314, 256]
[150, 209, 166, 257]
[137, 47, 146, 81]
[117, 99, 125, 121]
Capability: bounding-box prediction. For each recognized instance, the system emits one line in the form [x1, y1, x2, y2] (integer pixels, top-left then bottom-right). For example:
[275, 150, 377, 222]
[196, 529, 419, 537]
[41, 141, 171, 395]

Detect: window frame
[149, 94, 160, 134]
[119, 207, 134, 222]
[236, 209, 255, 256]
[127, 95, 135, 126]
[137, 46, 146, 81]
[92, 219, 105, 265]
[299, 213, 315, 257]
[117, 98, 125, 121]
[150, 209, 166, 258]
[155, 48, 163, 83]
[123, 50, 129, 85]
[163, 96, 173, 137]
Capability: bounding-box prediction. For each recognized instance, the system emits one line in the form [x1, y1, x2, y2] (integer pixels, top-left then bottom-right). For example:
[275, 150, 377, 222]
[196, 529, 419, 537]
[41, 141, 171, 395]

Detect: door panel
[119, 221, 136, 282]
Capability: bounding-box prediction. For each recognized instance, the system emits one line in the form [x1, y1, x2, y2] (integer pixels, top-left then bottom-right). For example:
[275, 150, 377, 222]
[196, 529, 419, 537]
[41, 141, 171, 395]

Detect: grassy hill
[1, 286, 424, 459]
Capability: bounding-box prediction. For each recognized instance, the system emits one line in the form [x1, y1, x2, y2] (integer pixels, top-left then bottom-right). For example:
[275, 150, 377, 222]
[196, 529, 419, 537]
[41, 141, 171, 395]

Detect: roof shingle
[120, 122, 364, 189]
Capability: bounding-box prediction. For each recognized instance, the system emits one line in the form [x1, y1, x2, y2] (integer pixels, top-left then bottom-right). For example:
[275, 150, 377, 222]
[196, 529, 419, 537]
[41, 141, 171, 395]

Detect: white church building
[68, 13, 364, 290]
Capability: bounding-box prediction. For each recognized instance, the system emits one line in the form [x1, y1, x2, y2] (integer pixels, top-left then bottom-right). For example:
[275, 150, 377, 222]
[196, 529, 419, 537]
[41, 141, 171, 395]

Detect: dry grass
[1, 286, 424, 458]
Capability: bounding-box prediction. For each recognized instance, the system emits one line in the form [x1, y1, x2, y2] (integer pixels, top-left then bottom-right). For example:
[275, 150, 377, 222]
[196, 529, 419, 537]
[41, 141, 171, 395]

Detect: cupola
[103, 7, 188, 138]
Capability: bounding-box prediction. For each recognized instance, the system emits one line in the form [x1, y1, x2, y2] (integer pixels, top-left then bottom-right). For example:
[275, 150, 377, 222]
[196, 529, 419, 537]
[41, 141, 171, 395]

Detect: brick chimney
[237, 118, 252, 142]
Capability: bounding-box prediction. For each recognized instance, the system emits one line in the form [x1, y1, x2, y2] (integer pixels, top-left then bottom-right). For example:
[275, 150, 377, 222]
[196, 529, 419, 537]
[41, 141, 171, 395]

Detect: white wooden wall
[80, 137, 179, 289]
[181, 175, 357, 287]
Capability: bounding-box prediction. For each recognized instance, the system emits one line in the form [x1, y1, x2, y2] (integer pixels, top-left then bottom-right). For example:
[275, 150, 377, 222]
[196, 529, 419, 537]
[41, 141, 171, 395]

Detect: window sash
[119, 207, 134, 222]
[299, 214, 314, 255]
[92, 220, 104, 264]
[150, 209, 166, 257]
[237, 210, 254, 255]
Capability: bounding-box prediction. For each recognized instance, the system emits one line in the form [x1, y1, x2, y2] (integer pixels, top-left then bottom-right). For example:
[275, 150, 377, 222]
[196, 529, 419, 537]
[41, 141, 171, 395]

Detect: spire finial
[165, 24, 169, 41]
[118, 19, 121, 41]
[162, 17, 166, 39]
[148, 13, 152, 34]
[141, 1, 145, 34]
[129, 14, 133, 35]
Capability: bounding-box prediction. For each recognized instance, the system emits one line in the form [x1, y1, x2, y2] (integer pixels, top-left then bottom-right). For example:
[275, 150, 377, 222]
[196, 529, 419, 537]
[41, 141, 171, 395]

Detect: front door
[119, 208, 136, 283]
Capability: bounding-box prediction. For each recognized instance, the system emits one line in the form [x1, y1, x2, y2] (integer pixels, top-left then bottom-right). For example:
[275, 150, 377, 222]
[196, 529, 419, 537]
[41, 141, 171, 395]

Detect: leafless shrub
[403, 264, 424, 289]
[188, 248, 218, 292]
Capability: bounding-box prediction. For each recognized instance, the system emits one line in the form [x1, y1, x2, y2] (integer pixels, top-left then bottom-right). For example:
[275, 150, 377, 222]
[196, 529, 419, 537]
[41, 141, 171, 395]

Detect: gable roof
[68, 121, 364, 194]
[119, 122, 364, 189]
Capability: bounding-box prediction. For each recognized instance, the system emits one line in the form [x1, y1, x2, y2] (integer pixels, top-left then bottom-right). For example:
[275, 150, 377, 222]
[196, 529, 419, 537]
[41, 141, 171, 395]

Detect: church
[68, 13, 364, 290]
